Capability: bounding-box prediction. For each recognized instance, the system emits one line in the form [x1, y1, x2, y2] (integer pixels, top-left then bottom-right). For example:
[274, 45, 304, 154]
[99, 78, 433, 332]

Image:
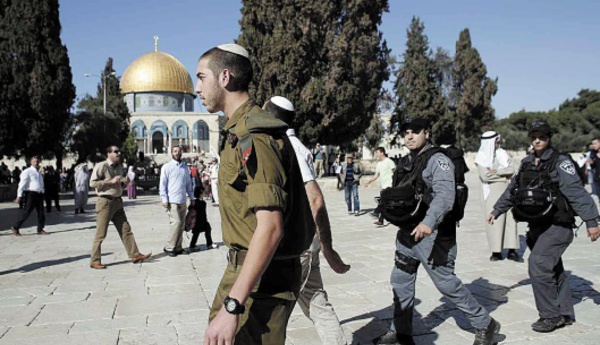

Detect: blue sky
[59, 0, 600, 118]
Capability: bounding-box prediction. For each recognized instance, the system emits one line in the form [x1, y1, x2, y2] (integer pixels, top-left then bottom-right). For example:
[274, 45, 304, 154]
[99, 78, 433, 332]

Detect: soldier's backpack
[379, 146, 469, 227]
[228, 111, 316, 256]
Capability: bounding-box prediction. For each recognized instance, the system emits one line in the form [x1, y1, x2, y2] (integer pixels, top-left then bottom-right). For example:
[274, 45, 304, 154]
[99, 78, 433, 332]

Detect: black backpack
[379, 146, 469, 227]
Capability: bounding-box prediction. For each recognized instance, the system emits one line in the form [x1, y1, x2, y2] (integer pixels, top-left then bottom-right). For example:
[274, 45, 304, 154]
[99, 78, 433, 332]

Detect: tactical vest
[380, 147, 467, 227]
[512, 151, 575, 226]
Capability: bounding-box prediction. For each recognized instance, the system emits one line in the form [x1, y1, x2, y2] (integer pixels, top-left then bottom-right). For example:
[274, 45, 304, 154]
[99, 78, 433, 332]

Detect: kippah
[217, 44, 249, 58]
[481, 131, 499, 139]
[270, 96, 294, 111]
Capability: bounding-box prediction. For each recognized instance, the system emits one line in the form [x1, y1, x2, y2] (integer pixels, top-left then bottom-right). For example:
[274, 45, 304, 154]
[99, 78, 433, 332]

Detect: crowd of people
[4, 42, 600, 345]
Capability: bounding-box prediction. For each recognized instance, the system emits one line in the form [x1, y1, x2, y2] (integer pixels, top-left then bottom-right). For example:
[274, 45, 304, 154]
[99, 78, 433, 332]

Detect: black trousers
[190, 228, 213, 248]
[14, 191, 45, 231]
[45, 191, 60, 212]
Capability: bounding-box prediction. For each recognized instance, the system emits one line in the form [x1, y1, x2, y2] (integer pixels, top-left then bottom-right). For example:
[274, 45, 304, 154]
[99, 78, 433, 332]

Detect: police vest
[379, 147, 468, 227]
[512, 151, 575, 226]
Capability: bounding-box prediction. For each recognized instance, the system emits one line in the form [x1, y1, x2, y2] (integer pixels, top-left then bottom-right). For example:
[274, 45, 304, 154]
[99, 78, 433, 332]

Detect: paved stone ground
[1, 172, 599, 345]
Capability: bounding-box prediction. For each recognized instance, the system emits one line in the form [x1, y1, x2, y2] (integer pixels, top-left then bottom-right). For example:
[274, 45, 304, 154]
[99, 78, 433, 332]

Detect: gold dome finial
[154, 35, 159, 52]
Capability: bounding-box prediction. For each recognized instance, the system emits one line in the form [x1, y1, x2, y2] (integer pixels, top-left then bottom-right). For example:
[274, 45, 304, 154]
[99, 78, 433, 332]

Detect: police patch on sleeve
[437, 158, 451, 173]
[559, 160, 576, 175]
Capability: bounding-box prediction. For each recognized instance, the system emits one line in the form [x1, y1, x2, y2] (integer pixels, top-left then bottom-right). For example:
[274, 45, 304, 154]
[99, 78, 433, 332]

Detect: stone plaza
[0, 171, 599, 345]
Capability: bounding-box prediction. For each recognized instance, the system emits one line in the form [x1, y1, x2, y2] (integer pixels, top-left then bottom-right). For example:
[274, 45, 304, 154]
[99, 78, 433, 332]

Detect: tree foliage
[238, 0, 389, 147]
[69, 58, 130, 163]
[495, 89, 600, 152]
[0, 0, 75, 159]
[452, 28, 497, 149]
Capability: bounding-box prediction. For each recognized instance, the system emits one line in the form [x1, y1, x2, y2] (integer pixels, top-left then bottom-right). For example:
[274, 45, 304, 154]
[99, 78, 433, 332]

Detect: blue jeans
[344, 181, 360, 212]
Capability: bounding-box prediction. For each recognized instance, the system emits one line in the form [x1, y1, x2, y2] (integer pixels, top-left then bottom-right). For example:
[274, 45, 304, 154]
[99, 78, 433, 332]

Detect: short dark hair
[200, 47, 253, 92]
[172, 145, 181, 152]
[592, 137, 600, 143]
[375, 147, 386, 155]
[263, 100, 295, 125]
[30, 156, 40, 161]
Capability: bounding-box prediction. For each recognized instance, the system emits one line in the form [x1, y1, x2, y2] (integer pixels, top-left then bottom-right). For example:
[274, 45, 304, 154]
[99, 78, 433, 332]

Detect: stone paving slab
[1, 172, 600, 344]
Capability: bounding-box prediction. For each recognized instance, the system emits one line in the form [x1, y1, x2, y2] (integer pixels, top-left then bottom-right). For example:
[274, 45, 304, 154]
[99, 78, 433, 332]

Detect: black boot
[473, 318, 500, 345]
[373, 331, 415, 345]
[531, 316, 564, 333]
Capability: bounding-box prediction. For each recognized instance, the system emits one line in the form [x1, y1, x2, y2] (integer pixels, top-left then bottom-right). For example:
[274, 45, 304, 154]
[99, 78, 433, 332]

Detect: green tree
[238, 0, 389, 146]
[364, 114, 386, 156]
[69, 58, 130, 163]
[392, 17, 444, 140]
[452, 28, 498, 150]
[0, 0, 75, 161]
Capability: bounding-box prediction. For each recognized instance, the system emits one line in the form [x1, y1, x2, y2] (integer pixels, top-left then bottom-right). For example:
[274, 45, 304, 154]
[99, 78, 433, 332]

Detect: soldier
[197, 44, 314, 344]
[489, 120, 600, 332]
[89, 146, 151, 269]
[375, 118, 499, 345]
[264, 95, 350, 344]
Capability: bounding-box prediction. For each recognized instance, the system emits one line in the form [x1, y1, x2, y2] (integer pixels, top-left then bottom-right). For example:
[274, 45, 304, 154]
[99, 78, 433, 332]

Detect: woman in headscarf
[475, 131, 522, 262]
[73, 163, 89, 214]
[126, 166, 137, 199]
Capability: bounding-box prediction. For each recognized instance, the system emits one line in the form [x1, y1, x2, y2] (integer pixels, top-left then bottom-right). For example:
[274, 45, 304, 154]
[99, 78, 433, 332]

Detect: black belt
[227, 248, 299, 267]
[100, 195, 122, 201]
[24, 190, 42, 194]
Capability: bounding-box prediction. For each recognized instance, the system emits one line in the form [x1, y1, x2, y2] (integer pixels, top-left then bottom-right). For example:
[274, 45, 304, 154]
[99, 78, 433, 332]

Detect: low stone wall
[0, 184, 17, 202]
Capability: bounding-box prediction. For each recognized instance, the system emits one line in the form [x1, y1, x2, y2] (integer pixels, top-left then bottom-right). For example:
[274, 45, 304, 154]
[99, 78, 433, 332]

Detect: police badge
[437, 158, 451, 172]
[559, 160, 576, 175]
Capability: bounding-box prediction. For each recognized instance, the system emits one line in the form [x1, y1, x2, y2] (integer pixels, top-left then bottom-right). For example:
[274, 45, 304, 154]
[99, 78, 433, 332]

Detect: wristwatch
[223, 296, 245, 315]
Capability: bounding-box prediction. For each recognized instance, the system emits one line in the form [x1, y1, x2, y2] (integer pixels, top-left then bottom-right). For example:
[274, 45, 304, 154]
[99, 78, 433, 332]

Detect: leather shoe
[489, 252, 503, 261]
[90, 262, 107, 269]
[37, 230, 50, 235]
[11, 227, 21, 237]
[132, 253, 152, 263]
[506, 250, 524, 262]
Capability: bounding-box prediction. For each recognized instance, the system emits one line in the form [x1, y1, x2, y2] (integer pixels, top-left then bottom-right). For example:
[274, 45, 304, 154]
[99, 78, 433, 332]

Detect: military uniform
[492, 147, 599, 324]
[386, 144, 492, 342]
[210, 100, 314, 344]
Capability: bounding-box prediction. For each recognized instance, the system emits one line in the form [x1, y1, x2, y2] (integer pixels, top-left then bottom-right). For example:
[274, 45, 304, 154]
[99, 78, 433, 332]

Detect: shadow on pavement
[349, 277, 510, 345]
[0, 252, 113, 275]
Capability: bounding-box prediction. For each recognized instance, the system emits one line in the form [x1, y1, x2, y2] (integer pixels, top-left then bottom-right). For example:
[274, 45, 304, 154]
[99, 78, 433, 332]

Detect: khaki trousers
[298, 249, 347, 345]
[165, 203, 187, 251]
[91, 197, 141, 264]
[482, 181, 519, 252]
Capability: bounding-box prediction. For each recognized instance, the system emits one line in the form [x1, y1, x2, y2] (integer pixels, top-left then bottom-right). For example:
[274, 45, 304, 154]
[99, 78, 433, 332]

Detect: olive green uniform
[210, 100, 314, 344]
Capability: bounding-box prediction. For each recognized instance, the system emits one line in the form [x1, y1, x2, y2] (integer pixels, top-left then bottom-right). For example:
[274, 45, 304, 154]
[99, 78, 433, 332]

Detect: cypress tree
[0, 0, 75, 159]
[453, 28, 498, 149]
[392, 17, 444, 138]
[238, 0, 389, 146]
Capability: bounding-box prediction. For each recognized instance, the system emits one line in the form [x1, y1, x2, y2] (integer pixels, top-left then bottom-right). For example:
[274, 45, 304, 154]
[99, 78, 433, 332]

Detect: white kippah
[270, 96, 294, 111]
[217, 44, 249, 58]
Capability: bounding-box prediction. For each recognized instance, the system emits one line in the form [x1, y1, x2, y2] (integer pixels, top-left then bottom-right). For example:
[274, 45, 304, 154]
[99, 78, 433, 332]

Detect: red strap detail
[242, 146, 253, 165]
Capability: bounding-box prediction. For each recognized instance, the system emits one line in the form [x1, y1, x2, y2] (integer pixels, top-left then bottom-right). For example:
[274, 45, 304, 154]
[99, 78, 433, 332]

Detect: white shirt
[159, 160, 193, 204]
[286, 128, 320, 252]
[17, 166, 45, 197]
[286, 129, 316, 182]
[209, 163, 219, 180]
[376, 157, 396, 189]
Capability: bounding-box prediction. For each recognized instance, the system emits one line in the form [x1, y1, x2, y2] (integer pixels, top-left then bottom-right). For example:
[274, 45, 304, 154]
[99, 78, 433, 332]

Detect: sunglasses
[111, 150, 121, 154]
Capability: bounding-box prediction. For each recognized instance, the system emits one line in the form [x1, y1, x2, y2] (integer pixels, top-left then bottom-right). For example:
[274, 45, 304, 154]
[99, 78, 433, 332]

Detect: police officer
[488, 120, 600, 333]
[375, 118, 499, 345]
[197, 44, 314, 344]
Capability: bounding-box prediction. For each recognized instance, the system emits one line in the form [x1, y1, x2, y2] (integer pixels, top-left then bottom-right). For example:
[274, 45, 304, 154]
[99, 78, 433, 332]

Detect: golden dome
[120, 51, 194, 95]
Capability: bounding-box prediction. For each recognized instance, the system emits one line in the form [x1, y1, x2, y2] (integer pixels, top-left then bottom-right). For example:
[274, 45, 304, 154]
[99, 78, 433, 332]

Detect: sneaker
[473, 318, 500, 345]
[354, 210, 360, 216]
[562, 315, 575, 326]
[489, 253, 503, 261]
[506, 250, 524, 263]
[531, 316, 565, 333]
[209, 243, 219, 249]
[373, 331, 415, 345]
[348, 211, 353, 215]
[374, 221, 384, 226]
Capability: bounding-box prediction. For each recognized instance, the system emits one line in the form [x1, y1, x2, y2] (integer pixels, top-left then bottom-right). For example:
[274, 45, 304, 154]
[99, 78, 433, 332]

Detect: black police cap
[528, 119, 553, 137]
[400, 117, 430, 133]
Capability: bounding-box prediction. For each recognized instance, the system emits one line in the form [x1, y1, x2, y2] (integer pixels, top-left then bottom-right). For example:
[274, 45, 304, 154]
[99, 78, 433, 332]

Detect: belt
[227, 248, 300, 267]
[100, 195, 122, 201]
[25, 190, 42, 194]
